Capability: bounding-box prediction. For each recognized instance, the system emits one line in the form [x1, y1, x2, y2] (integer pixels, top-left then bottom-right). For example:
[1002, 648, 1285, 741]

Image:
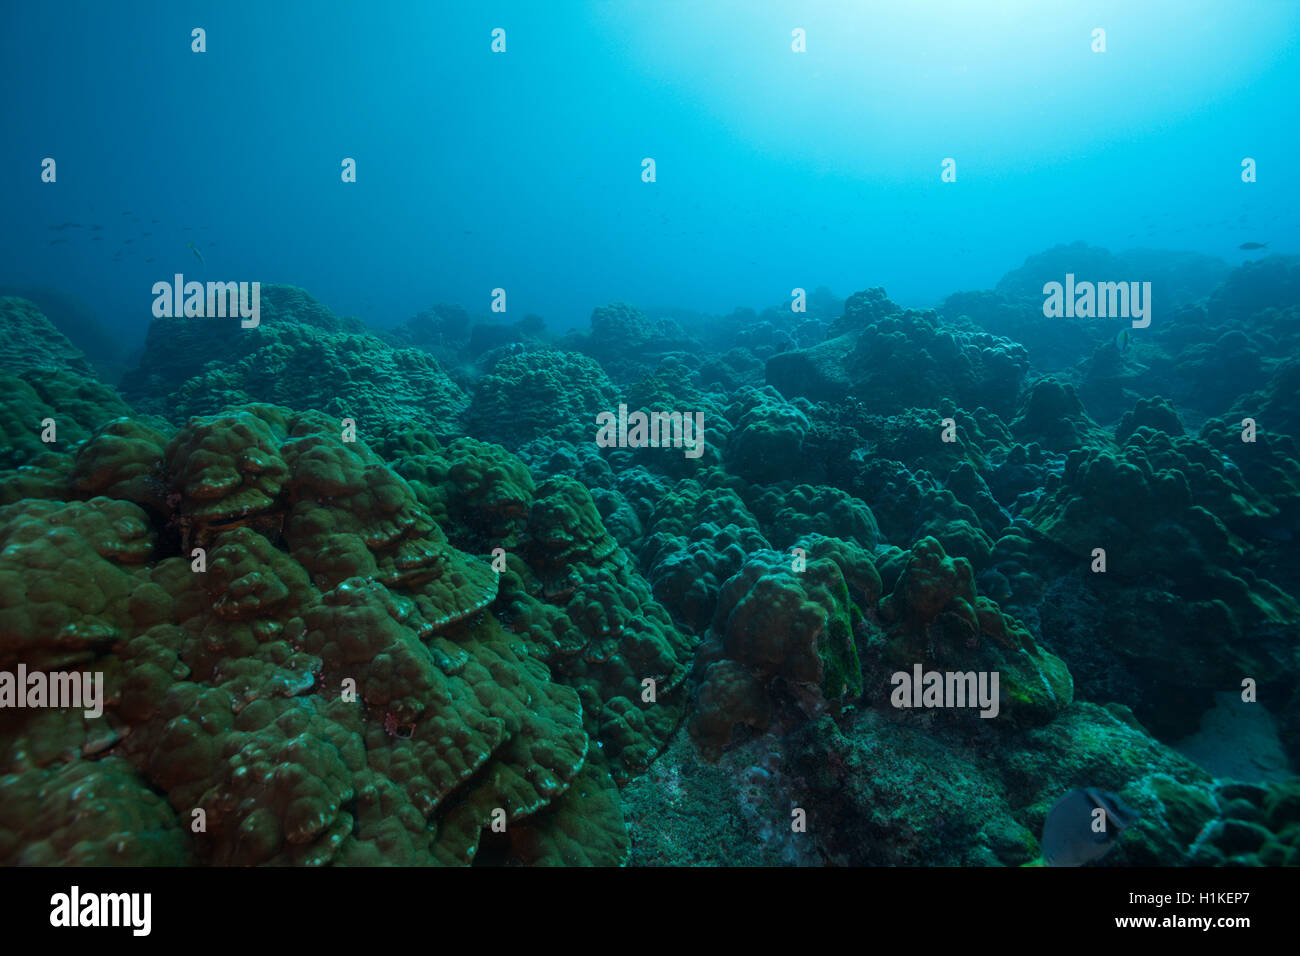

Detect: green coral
[122, 286, 467, 436]
[0, 405, 633, 866]
[0, 371, 134, 469]
[0, 297, 97, 377]
[876, 535, 1073, 725]
[469, 349, 618, 447]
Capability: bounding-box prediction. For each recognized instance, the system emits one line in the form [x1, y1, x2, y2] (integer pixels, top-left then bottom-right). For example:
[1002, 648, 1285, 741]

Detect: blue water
[4, 0, 1300, 875]
[3, 0, 1297, 347]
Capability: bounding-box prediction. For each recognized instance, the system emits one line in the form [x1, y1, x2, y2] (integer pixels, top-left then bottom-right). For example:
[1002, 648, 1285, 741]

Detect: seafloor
[0, 242, 1297, 866]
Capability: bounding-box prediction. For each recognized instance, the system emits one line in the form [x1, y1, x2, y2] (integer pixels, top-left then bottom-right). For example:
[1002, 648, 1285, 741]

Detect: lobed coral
[0, 405, 633, 865]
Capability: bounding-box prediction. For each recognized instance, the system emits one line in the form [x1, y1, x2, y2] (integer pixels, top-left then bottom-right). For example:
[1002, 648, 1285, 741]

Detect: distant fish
[1034, 788, 1140, 867]
[1114, 328, 1132, 352]
[90, 225, 103, 231]
[48, 239, 65, 245]
[123, 239, 134, 244]
[151, 219, 160, 224]
[1239, 242, 1268, 250]
[121, 211, 130, 216]
[92, 236, 104, 241]
[183, 226, 193, 231]
[187, 241, 205, 266]
[142, 232, 152, 236]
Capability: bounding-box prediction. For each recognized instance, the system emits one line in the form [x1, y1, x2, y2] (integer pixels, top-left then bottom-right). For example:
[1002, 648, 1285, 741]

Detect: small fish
[145, 258, 155, 263]
[123, 239, 134, 244]
[90, 224, 103, 231]
[1239, 242, 1268, 250]
[1114, 328, 1132, 352]
[142, 232, 152, 236]
[1034, 788, 1140, 867]
[48, 238, 65, 245]
[92, 236, 104, 241]
[151, 219, 160, 224]
[183, 226, 193, 231]
[187, 242, 205, 266]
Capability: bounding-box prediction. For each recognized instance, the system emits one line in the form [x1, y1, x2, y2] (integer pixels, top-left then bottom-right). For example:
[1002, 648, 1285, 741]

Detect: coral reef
[0, 404, 632, 865]
[122, 285, 467, 436]
[4, 247, 1298, 868]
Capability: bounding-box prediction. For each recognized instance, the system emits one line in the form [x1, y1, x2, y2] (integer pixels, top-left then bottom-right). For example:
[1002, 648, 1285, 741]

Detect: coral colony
[1, 8, 1298, 879]
[3, 262, 1297, 867]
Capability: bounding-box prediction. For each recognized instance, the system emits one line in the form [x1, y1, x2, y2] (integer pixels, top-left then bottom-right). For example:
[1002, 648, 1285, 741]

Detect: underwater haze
[3, 0, 1298, 342]
[1, 0, 1299, 871]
